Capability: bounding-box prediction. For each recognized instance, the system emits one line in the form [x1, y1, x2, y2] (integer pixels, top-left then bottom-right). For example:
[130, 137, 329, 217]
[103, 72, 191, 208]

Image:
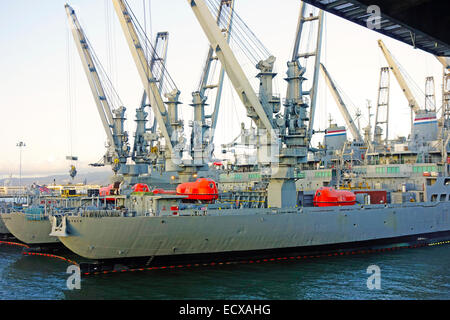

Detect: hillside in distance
[0, 170, 112, 187]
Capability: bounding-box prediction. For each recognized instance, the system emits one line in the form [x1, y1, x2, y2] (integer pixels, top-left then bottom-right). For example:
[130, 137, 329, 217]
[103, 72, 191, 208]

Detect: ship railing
[24, 207, 47, 221]
[25, 212, 46, 221]
[218, 190, 267, 209]
[80, 209, 126, 218]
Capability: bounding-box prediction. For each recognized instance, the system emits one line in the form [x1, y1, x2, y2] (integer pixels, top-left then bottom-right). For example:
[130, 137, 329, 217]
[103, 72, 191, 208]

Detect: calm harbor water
[0, 243, 449, 300]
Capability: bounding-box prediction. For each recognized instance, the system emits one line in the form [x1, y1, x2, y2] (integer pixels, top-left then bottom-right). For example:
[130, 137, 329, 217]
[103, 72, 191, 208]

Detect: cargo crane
[65, 4, 130, 174]
[190, 0, 235, 163]
[114, 0, 225, 182]
[188, 0, 280, 172]
[133, 32, 170, 165]
[378, 39, 420, 117]
[188, 0, 319, 207]
[112, 0, 183, 172]
[378, 39, 438, 143]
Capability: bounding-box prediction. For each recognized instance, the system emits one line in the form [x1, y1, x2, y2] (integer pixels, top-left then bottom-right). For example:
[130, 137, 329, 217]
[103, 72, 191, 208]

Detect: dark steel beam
[301, 0, 450, 56]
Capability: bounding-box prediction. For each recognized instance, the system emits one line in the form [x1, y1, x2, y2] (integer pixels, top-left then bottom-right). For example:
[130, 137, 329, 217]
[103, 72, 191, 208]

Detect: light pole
[16, 141, 26, 197]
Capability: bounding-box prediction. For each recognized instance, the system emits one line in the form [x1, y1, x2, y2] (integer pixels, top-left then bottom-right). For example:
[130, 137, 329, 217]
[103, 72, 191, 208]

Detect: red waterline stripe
[80, 242, 435, 277]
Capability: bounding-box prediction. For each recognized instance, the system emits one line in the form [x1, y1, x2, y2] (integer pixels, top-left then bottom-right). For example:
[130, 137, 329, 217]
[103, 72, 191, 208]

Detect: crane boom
[112, 0, 175, 155]
[65, 4, 115, 148]
[436, 56, 450, 69]
[378, 39, 420, 114]
[319, 63, 363, 142]
[187, 0, 274, 135]
[65, 4, 130, 170]
[199, 0, 234, 139]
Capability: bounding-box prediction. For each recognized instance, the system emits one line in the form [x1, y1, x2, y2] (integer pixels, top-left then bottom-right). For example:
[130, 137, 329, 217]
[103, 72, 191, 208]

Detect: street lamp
[16, 141, 26, 197]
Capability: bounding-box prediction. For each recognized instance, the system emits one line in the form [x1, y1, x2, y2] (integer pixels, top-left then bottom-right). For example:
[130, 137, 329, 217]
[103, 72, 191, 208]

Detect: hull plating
[58, 201, 450, 260]
[0, 217, 10, 235]
[1, 212, 59, 245]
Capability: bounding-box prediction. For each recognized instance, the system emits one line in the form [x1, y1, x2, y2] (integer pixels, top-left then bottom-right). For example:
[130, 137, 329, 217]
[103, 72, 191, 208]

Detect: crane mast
[133, 32, 170, 164]
[374, 67, 390, 149]
[424, 76, 436, 112]
[191, 0, 235, 163]
[289, 2, 324, 143]
[65, 4, 129, 173]
[319, 63, 363, 142]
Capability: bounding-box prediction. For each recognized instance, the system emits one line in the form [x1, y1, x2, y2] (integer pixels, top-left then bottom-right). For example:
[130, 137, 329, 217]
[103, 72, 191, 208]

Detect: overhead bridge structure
[301, 0, 450, 57]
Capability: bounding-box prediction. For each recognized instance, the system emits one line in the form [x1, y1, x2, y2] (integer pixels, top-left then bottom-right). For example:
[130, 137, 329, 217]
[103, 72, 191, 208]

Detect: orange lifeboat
[99, 184, 117, 201]
[132, 183, 150, 193]
[176, 178, 218, 202]
[313, 187, 356, 207]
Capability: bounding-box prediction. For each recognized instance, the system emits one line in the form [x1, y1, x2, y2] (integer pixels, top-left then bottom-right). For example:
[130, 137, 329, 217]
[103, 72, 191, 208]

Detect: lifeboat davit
[152, 189, 176, 195]
[313, 187, 356, 207]
[176, 178, 218, 201]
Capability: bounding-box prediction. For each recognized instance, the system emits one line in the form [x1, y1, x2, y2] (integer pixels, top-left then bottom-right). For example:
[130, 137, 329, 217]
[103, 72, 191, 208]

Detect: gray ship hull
[56, 201, 450, 261]
[1, 212, 59, 245]
[0, 217, 10, 235]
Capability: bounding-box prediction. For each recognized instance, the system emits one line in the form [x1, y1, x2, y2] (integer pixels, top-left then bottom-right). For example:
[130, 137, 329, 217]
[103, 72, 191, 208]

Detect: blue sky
[0, 0, 444, 179]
